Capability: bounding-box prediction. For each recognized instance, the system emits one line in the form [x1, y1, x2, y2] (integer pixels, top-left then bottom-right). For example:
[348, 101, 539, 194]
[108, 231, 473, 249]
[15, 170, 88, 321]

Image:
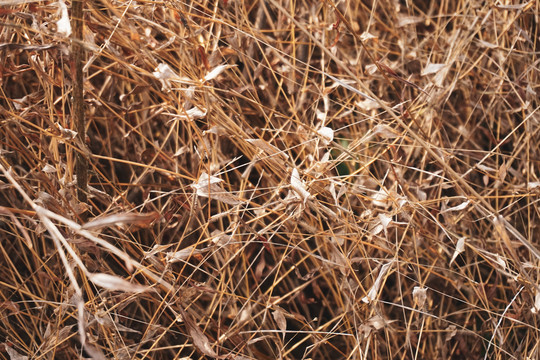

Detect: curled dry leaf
[153, 63, 179, 81]
[360, 31, 377, 42]
[421, 63, 446, 76]
[238, 303, 254, 323]
[527, 182, 540, 190]
[181, 309, 222, 358]
[153, 63, 190, 90]
[356, 98, 383, 111]
[371, 187, 390, 207]
[378, 213, 392, 236]
[192, 172, 243, 205]
[372, 124, 399, 139]
[4, 343, 29, 360]
[450, 237, 466, 265]
[412, 286, 428, 309]
[82, 343, 107, 360]
[360, 315, 387, 339]
[290, 168, 311, 203]
[88, 273, 150, 293]
[174, 107, 207, 121]
[329, 243, 350, 276]
[42, 164, 57, 173]
[144, 243, 173, 259]
[55, 123, 78, 141]
[441, 200, 470, 214]
[56, 0, 71, 37]
[272, 308, 287, 334]
[316, 108, 327, 122]
[317, 126, 334, 145]
[367, 315, 386, 330]
[203, 64, 234, 82]
[362, 261, 394, 303]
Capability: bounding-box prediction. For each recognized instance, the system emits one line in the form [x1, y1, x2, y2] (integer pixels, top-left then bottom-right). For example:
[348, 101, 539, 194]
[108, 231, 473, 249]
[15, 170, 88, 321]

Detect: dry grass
[1, 0, 539, 359]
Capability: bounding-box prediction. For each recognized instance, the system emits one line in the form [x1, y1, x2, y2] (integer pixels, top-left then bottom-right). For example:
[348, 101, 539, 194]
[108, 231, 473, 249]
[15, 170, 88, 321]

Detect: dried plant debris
[0, 0, 539, 359]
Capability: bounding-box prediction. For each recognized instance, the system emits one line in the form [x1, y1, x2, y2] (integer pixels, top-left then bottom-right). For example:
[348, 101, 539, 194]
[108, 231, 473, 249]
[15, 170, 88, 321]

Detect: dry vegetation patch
[0, 0, 539, 359]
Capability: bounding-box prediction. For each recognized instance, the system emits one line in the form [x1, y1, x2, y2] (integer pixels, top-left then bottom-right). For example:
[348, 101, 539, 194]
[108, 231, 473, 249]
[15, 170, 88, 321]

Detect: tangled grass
[0, 0, 539, 359]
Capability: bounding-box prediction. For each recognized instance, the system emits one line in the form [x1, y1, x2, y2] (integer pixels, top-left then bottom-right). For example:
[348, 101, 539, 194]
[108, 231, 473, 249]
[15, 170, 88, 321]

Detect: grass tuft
[0, 0, 539, 359]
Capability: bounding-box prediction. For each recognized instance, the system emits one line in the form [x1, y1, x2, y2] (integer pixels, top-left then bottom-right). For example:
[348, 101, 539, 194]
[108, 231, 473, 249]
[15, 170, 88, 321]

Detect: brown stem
[72, 0, 87, 205]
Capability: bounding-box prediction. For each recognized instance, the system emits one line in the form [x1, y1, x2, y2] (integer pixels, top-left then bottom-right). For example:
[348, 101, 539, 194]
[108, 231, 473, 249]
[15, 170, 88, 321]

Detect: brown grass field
[0, 0, 539, 359]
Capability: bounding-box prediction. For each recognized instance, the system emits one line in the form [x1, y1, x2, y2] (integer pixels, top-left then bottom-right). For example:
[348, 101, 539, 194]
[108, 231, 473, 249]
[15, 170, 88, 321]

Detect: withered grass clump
[0, 1, 538, 359]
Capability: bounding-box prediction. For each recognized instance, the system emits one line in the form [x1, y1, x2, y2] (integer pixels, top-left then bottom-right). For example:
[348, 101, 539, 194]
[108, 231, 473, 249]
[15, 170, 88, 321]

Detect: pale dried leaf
[356, 98, 383, 111]
[187, 319, 219, 358]
[397, 15, 423, 27]
[421, 63, 446, 76]
[325, 73, 376, 101]
[378, 213, 392, 236]
[95, 312, 141, 333]
[153, 63, 179, 81]
[445, 325, 458, 341]
[56, 123, 77, 141]
[319, 151, 331, 164]
[362, 261, 394, 303]
[192, 172, 243, 205]
[56, 0, 71, 37]
[373, 124, 399, 139]
[173, 146, 189, 157]
[166, 246, 205, 263]
[367, 315, 385, 330]
[144, 243, 173, 259]
[527, 182, 540, 190]
[82, 343, 107, 360]
[175, 107, 207, 121]
[193, 172, 222, 188]
[441, 200, 470, 214]
[532, 288, 540, 314]
[4, 344, 29, 360]
[329, 182, 337, 204]
[203, 126, 227, 136]
[317, 126, 334, 145]
[42, 164, 56, 173]
[291, 168, 311, 203]
[329, 243, 349, 275]
[359, 323, 372, 339]
[370, 223, 383, 236]
[89, 273, 150, 293]
[494, 254, 507, 270]
[412, 286, 427, 309]
[450, 237, 466, 265]
[316, 108, 327, 122]
[272, 308, 287, 333]
[360, 31, 377, 42]
[238, 304, 253, 323]
[203, 64, 232, 82]
[371, 188, 389, 207]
